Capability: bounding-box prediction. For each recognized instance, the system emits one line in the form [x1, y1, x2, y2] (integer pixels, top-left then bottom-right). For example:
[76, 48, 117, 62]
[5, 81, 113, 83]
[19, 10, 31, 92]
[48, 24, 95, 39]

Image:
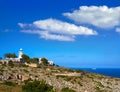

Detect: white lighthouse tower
[18, 48, 23, 59]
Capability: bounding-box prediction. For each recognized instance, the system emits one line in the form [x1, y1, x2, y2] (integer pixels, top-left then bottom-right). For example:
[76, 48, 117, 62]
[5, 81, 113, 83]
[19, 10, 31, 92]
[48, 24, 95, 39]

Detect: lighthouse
[18, 48, 23, 59]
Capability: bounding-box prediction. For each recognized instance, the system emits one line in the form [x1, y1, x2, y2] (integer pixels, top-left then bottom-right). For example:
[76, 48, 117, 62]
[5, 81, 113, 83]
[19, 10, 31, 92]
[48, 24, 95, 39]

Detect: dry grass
[0, 84, 22, 92]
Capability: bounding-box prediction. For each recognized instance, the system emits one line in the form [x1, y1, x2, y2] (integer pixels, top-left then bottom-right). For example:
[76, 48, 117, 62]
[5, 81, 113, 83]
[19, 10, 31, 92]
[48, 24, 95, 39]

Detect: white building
[38, 58, 54, 65]
[48, 61, 54, 65]
[6, 48, 24, 62]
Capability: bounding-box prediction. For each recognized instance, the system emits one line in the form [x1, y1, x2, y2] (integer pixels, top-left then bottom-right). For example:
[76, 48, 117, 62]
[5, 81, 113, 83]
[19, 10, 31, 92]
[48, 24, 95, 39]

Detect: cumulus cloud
[116, 28, 120, 33]
[18, 23, 33, 28]
[33, 18, 97, 35]
[21, 30, 75, 41]
[63, 6, 120, 29]
[19, 18, 97, 41]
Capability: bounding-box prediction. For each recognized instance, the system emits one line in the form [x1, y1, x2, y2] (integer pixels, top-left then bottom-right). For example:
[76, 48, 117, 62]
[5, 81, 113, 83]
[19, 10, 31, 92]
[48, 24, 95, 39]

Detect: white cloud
[18, 23, 26, 28]
[116, 28, 120, 33]
[33, 18, 97, 35]
[19, 18, 97, 41]
[40, 31, 75, 41]
[63, 6, 120, 29]
[21, 30, 75, 41]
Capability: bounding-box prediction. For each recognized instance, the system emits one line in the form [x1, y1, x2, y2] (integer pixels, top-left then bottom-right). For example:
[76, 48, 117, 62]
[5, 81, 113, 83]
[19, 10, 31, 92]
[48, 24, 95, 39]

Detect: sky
[0, 0, 120, 68]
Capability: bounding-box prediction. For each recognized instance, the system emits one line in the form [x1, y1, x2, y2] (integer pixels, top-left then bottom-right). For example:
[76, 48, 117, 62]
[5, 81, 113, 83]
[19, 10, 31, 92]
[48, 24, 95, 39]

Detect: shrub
[41, 58, 49, 66]
[23, 69, 29, 73]
[64, 77, 72, 82]
[56, 75, 66, 79]
[61, 87, 76, 92]
[19, 63, 28, 67]
[3, 81, 16, 86]
[75, 70, 83, 73]
[22, 80, 55, 92]
[78, 81, 83, 86]
[8, 60, 14, 68]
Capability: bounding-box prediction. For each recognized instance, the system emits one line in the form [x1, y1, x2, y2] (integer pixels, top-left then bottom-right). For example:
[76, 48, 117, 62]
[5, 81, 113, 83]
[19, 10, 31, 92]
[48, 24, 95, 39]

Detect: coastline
[70, 68, 120, 78]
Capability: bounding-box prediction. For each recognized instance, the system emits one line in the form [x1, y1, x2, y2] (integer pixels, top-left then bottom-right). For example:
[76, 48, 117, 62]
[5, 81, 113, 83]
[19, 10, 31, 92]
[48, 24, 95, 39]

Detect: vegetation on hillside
[61, 87, 76, 92]
[8, 60, 14, 68]
[0, 52, 120, 92]
[22, 80, 55, 92]
[40, 58, 49, 65]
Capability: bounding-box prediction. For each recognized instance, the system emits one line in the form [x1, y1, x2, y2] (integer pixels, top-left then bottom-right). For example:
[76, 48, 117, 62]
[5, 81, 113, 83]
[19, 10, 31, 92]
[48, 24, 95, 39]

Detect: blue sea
[71, 68, 120, 78]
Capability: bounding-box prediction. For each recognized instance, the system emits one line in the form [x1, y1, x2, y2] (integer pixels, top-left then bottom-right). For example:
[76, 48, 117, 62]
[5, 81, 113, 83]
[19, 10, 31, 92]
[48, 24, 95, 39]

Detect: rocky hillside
[0, 64, 120, 92]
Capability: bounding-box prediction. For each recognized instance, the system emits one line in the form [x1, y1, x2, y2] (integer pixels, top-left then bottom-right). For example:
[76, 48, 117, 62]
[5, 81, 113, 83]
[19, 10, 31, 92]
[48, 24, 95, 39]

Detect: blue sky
[0, 0, 120, 68]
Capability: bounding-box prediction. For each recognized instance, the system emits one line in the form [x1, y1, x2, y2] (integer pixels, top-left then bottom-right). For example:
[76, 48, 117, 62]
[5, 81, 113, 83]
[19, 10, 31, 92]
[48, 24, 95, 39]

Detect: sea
[71, 68, 120, 78]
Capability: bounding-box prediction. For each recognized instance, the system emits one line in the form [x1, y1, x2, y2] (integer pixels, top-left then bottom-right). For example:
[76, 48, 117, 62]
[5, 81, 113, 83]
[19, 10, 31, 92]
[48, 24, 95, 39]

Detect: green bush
[23, 69, 29, 73]
[56, 75, 66, 79]
[41, 58, 49, 66]
[61, 87, 76, 92]
[78, 81, 83, 86]
[22, 80, 55, 92]
[19, 63, 28, 67]
[75, 70, 83, 73]
[8, 60, 14, 68]
[3, 81, 16, 86]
